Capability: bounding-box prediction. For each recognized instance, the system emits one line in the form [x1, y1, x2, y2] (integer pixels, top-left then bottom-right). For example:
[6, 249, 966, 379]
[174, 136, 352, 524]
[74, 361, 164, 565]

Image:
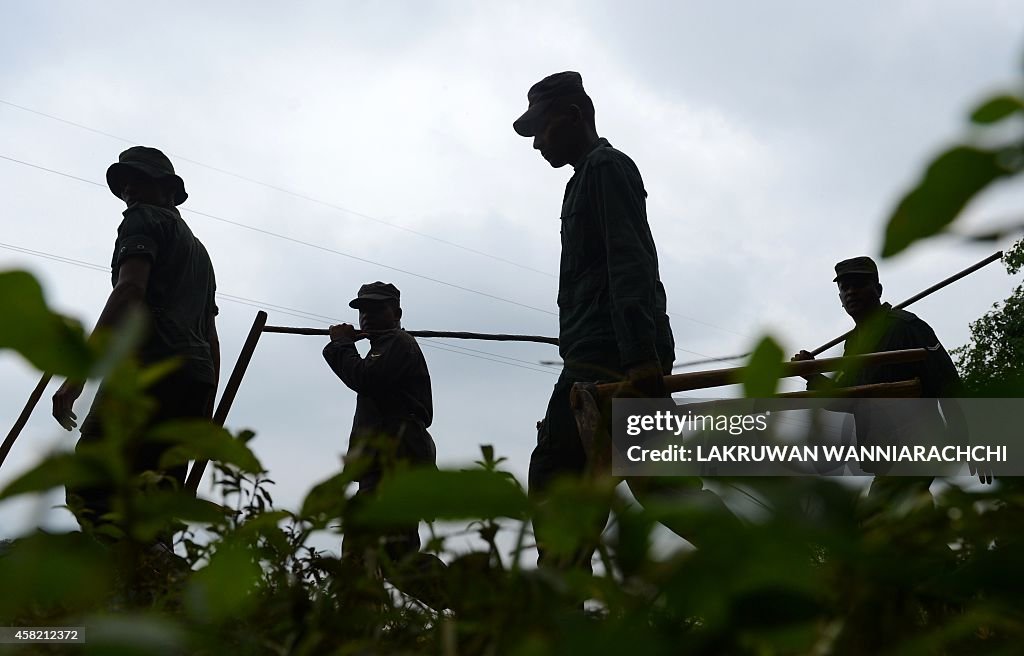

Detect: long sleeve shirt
[557, 138, 675, 374]
[322, 329, 433, 448]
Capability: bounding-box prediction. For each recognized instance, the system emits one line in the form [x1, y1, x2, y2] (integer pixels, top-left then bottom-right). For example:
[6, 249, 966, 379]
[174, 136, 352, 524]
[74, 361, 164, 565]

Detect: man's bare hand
[969, 461, 994, 485]
[791, 350, 818, 382]
[329, 323, 367, 342]
[52, 380, 85, 431]
[624, 360, 666, 398]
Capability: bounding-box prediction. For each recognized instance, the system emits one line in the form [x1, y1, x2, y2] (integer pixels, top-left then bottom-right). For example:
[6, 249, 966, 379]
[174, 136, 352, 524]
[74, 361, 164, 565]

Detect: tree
[953, 239, 1024, 393]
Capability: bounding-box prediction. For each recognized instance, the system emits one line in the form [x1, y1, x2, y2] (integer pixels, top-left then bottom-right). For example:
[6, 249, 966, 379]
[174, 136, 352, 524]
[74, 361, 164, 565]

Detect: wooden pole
[808, 250, 1004, 356]
[0, 373, 53, 470]
[262, 324, 559, 345]
[570, 378, 921, 477]
[588, 347, 928, 398]
[673, 250, 1005, 368]
[185, 310, 267, 494]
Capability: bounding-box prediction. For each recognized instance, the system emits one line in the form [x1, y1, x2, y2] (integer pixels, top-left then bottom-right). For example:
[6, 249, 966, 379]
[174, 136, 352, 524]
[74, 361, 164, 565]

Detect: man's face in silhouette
[118, 169, 172, 206]
[837, 274, 882, 321]
[532, 105, 578, 168]
[358, 300, 401, 332]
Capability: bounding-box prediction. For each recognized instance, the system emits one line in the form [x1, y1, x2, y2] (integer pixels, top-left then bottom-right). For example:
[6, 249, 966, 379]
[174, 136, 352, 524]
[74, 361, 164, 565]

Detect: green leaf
[1004, 237, 1024, 275]
[0, 453, 108, 500]
[88, 307, 148, 381]
[300, 470, 355, 519]
[0, 533, 113, 616]
[525, 476, 616, 559]
[0, 270, 93, 377]
[83, 615, 186, 656]
[354, 468, 528, 525]
[185, 540, 263, 624]
[130, 492, 229, 541]
[969, 94, 1024, 124]
[150, 420, 263, 474]
[742, 336, 785, 397]
[882, 146, 1016, 257]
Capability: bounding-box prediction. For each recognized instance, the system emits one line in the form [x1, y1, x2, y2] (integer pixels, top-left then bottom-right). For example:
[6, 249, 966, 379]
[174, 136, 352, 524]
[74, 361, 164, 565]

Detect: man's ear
[875, 282, 884, 298]
[566, 103, 583, 125]
[395, 307, 403, 321]
[159, 179, 177, 207]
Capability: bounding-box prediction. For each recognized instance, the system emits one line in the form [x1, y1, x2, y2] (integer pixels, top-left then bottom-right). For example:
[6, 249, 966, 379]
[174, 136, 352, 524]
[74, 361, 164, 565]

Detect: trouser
[66, 368, 215, 534]
[528, 370, 609, 573]
[342, 418, 449, 610]
[528, 363, 741, 572]
[863, 476, 935, 519]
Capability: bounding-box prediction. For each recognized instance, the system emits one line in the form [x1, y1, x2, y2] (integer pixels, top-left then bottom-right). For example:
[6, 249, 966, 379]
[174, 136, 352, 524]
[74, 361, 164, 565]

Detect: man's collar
[572, 137, 610, 170]
[850, 302, 891, 332]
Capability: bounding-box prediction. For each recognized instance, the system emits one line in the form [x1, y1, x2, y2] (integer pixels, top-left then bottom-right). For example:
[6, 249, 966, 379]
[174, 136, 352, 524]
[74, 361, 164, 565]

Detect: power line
[0, 241, 556, 376]
[0, 98, 752, 342]
[0, 153, 557, 317]
[0, 156, 726, 364]
[665, 310, 747, 339]
[0, 239, 725, 373]
[0, 98, 554, 278]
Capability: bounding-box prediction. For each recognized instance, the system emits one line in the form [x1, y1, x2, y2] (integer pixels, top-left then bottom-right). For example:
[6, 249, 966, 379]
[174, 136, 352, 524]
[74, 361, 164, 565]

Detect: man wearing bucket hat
[514, 72, 680, 573]
[323, 281, 449, 610]
[52, 146, 220, 531]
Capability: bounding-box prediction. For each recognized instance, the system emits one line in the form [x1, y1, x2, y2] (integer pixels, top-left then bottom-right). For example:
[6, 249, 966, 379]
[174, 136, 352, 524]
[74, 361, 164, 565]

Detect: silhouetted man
[52, 146, 220, 533]
[513, 72, 678, 572]
[323, 281, 448, 610]
[793, 256, 987, 491]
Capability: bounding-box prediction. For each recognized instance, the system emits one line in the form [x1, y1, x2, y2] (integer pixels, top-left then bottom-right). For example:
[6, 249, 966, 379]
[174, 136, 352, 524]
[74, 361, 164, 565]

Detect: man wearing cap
[323, 281, 448, 610]
[792, 256, 986, 491]
[513, 72, 679, 572]
[794, 256, 960, 399]
[51, 146, 220, 530]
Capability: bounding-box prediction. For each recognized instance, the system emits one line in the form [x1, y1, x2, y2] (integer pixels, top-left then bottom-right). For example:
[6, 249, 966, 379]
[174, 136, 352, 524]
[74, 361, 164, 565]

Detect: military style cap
[833, 256, 879, 282]
[513, 71, 588, 137]
[349, 281, 401, 308]
[106, 146, 188, 206]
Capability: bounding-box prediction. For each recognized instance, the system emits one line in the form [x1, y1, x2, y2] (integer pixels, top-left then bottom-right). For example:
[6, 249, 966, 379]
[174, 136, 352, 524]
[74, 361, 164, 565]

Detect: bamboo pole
[667, 380, 923, 416]
[0, 373, 53, 469]
[185, 310, 267, 494]
[262, 324, 559, 345]
[590, 347, 928, 398]
[808, 250, 1004, 356]
[673, 250, 1005, 368]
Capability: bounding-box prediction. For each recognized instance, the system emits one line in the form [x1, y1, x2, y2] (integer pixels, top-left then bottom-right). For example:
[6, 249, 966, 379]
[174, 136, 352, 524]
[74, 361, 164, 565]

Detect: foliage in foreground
[2, 44, 1024, 656]
[1, 265, 1023, 656]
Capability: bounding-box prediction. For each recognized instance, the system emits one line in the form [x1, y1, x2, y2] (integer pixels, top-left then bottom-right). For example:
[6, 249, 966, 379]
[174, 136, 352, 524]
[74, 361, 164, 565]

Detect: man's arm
[792, 350, 834, 390]
[52, 256, 152, 430]
[593, 161, 665, 396]
[323, 326, 410, 394]
[207, 312, 220, 417]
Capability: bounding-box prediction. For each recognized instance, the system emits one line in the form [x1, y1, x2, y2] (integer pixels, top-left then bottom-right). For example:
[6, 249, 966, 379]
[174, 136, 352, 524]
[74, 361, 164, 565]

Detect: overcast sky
[2, 1, 1022, 558]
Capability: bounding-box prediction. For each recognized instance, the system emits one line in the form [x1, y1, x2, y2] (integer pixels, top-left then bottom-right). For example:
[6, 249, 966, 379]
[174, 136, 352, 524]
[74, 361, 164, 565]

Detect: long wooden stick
[0, 373, 53, 469]
[673, 250, 1004, 368]
[185, 310, 267, 494]
[263, 325, 560, 345]
[592, 347, 928, 397]
[808, 250, 1004, 356]
[669, 380, 923, 416]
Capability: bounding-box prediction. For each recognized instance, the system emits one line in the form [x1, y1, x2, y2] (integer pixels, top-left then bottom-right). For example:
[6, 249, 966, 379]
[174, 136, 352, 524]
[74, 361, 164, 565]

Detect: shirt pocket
[559, 208, 607, 307]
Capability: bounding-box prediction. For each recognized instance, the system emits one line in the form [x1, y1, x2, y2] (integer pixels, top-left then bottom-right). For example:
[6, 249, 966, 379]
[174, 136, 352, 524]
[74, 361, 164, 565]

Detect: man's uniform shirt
[556, 138, 675, 374]
[110, 202, 218, 384]
[323, 329, 435, 483]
